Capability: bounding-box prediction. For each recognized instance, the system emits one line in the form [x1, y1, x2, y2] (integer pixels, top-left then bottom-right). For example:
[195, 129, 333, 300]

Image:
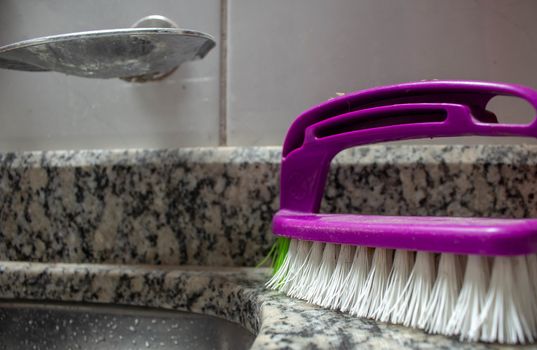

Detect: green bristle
[271, 237, 290, 275]
[256, 237, 291, 275]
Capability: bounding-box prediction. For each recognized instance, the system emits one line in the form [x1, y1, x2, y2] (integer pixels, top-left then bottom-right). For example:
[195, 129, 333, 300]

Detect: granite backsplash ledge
[0, 145, 535, 266]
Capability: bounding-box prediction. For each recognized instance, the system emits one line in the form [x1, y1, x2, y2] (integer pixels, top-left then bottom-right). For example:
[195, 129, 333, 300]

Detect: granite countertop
[0, 261, 533, 350]
[1, 145, 536, 349]
[1, 145, 536, 267]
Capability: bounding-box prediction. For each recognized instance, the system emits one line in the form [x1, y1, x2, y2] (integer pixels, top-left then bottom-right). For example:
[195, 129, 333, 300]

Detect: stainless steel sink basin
[0, 301, 255, 350]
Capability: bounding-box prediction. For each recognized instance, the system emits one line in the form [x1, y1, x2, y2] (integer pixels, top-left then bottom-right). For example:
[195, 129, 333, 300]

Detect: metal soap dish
[0, 15, 215, 82]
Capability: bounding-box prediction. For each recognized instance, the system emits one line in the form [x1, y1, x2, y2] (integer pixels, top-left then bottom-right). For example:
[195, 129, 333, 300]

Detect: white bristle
[288, 242, 324, 300]
[527, 254, 537, 300]
[350, 248, 392, 318]
[309, 244, 339, 304]
[320, 244, 355, 309]
[393, 251, 436, 328]
[339, 247, 370, 313]
[420, 254, 462, 333]
[526, 254, 537, 340]
[266, 239, 296, 290]
[280, 240, 311, 293]
[513, 256, 537, 338]
[478, 257, 531, 344]
[378, 250, 414, 322]
[270, 239, 537, 344]
[446, 255, 489, 341]
[286, 241, 315, 297]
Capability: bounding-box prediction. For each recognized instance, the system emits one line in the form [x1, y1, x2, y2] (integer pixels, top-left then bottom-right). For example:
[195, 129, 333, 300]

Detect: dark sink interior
[0, 301, 255, 350]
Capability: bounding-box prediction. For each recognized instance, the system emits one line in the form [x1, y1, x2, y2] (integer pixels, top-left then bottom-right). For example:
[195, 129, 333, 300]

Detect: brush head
[269, 81, 537, 344]
[267, 239, 537, 344]
[273, 210, 537, 256]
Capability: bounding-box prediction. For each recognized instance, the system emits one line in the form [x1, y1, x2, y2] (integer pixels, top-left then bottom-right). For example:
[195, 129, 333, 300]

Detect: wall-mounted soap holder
[0, 15, 215, 82]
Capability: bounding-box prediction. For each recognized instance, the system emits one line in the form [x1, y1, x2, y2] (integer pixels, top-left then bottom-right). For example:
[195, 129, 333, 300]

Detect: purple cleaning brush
[267, 81, 537, 344]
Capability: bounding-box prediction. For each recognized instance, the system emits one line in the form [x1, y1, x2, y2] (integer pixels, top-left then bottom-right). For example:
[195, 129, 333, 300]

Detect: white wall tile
[227, 0, 537, 146]
[0, 0, 220, 151]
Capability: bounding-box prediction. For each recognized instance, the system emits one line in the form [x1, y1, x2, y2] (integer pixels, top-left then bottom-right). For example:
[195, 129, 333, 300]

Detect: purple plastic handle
[274, 81, 537, 256]
[282, 80, 537, 156]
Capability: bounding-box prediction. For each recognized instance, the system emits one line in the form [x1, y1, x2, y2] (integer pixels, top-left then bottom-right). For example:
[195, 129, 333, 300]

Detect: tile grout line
[218, 0, 229, 146]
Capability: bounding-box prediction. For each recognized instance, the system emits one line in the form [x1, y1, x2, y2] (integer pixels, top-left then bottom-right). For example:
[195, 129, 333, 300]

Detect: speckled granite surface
[0, 147, 280, 266]
[0, 145, 536, 266]
[1, 145, 536, 349]
[0, 262, 534, 350]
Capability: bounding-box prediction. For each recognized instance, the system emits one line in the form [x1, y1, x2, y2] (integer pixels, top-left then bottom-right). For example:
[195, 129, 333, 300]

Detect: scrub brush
[266, 81, 537, 344]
